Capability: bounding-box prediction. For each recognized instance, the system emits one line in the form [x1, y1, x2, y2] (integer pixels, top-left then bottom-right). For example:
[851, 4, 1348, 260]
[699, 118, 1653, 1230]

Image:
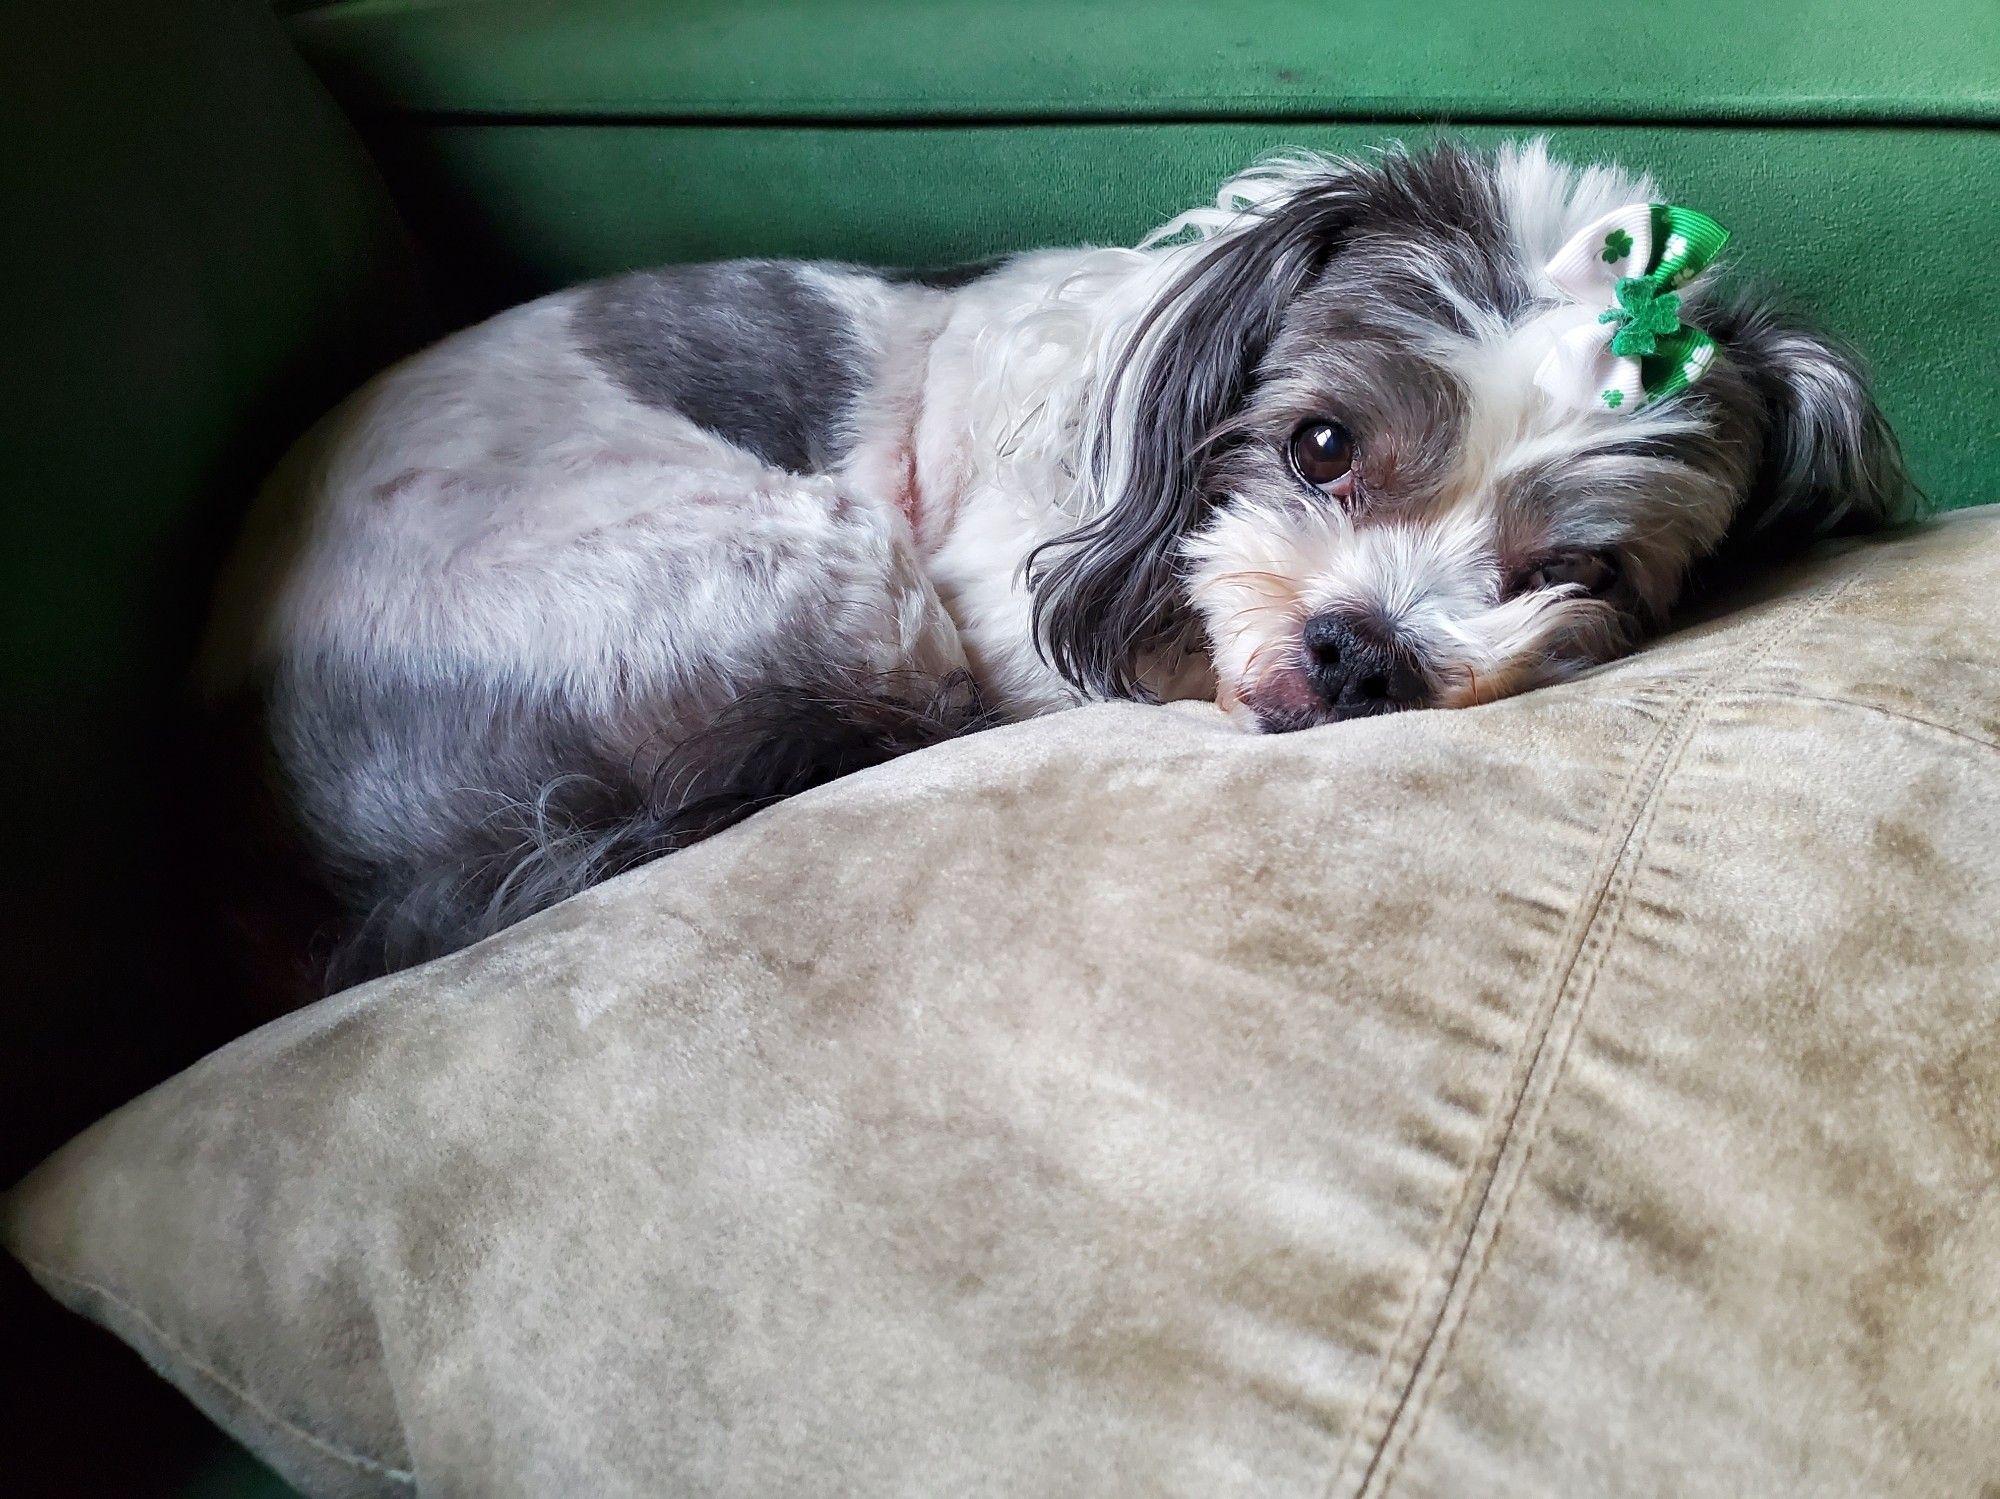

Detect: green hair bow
[1533, 202, 1730, 413]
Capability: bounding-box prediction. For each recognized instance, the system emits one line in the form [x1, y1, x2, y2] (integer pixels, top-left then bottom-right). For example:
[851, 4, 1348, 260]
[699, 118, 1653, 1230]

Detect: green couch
[5, 2, 1993, 1491]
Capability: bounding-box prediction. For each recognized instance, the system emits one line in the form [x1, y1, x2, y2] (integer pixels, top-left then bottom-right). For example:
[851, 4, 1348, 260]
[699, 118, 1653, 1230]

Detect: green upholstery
[3, 0, 426, 1493]
[369, 123, 1990, 508]
[288, 0, 1999, 125]
[285, 0, 1997, 511]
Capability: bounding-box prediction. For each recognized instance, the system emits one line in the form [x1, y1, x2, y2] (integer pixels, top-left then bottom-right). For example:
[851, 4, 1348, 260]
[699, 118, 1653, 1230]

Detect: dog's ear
[1701, 290, 1915, 572]
[1026, 160, 1378, 700]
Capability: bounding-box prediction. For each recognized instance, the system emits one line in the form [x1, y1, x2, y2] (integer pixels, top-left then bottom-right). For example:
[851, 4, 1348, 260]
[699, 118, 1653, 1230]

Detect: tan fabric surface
[7, 513, 1999, 1498]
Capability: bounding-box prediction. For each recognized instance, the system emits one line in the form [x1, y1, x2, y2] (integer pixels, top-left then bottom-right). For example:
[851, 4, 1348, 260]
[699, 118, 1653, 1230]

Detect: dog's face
[1030, 141, 1908, 728]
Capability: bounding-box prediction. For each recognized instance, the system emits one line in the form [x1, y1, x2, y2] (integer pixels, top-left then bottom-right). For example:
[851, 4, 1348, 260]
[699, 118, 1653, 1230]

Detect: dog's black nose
[1302, 613, 1425, 717]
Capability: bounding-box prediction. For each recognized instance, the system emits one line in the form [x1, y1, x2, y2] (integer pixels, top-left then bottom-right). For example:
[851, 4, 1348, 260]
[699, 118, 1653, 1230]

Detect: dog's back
[204, 266, 977, 981]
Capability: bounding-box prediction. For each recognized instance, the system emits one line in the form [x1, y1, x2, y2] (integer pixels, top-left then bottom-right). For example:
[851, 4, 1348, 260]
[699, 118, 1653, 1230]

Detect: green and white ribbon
[1532, 202, 1730, 414]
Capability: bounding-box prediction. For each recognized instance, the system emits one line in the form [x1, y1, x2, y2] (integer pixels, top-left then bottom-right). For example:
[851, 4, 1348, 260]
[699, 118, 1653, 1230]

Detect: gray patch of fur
[266, 653, 990, 985]
[573, 259, 868, 474]
[1686, 285, 1914, 569]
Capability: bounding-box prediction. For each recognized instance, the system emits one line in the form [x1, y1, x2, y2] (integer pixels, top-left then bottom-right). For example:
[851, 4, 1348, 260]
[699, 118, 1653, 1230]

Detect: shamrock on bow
[1532, 200, 1730, 415]
[1598, 276, 1682, 357]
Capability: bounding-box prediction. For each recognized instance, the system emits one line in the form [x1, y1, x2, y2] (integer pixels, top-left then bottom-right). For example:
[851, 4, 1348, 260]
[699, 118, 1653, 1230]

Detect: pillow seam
[16, 1252, 417, 1488]
[1324, 557, 1881, 1498]
[1724, 688, 2000, 757]
[1321, 670, 1712, 1492]
[1355, 558, 1883, 1496]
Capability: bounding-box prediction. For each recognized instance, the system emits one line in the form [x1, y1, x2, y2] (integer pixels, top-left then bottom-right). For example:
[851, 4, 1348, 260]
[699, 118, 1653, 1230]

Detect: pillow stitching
[1321, 661, 1721, 1493]
[1359, 559, 1881, 1496]
[1325, 560, 1880, 1498]
[16, 1253, 417, 1488]
[1725, 689, 2000, 758]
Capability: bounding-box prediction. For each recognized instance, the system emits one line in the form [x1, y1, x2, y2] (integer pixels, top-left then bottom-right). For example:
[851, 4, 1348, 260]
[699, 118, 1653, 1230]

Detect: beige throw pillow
[8, 514, 1999, 1498]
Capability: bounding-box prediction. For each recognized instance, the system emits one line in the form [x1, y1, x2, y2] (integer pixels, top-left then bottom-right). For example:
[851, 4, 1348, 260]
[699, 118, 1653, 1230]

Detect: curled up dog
[202, 139, 1911, 981]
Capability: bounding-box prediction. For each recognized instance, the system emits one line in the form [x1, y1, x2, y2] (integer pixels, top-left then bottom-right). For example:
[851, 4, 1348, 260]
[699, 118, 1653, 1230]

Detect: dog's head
[1028, 140, 1910, 729]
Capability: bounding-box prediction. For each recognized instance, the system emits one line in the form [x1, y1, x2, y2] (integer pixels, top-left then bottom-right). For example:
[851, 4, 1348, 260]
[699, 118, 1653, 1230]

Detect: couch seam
[1329, 564, 1874, 1499]
[16, 1254, 418, 1488]
[329, 104, 2000, 136]
[1367, 680, 1721, 1495]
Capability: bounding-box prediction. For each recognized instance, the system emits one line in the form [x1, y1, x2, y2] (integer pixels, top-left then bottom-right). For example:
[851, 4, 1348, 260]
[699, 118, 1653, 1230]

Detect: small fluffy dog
[204, 140, 1908, 976]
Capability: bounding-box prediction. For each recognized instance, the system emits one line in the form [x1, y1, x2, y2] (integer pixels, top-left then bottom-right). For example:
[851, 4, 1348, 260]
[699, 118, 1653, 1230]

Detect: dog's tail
[327, 670, 994, 989]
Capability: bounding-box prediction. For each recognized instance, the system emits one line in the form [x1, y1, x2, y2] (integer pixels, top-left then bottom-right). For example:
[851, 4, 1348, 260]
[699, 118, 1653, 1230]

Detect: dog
[202, 139, 1909, 979]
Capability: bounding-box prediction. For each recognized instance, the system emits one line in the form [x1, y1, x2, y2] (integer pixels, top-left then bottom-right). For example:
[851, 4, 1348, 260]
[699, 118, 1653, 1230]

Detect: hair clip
[1534, 203, 1730, 412]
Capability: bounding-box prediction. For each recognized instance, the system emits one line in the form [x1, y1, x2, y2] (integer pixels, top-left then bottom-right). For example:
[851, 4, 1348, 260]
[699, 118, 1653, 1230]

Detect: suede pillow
[8, 514, 2000, 1498]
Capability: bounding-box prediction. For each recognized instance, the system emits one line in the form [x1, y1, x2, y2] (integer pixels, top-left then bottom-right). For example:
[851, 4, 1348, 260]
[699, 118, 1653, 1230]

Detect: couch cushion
[7, 512, 1999, 1498]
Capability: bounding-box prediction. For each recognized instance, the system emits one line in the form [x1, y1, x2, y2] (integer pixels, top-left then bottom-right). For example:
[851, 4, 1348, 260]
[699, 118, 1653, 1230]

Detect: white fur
[206, 295, 964, 733]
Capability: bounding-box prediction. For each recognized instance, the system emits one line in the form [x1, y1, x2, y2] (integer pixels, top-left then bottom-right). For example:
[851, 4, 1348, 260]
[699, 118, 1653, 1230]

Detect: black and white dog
[203, 140, 1908, 976]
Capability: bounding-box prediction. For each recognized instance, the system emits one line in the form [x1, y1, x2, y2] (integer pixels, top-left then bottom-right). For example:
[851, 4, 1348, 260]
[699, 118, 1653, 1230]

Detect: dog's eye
[1288, 420, 1356, 497]
[1518, 548, 1620, 596]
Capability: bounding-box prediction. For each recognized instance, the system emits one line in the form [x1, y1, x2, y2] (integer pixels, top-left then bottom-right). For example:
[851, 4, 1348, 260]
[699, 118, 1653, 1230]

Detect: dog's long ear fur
[1701, 290, 1915, 573]
[1027, 162, 1377, 700]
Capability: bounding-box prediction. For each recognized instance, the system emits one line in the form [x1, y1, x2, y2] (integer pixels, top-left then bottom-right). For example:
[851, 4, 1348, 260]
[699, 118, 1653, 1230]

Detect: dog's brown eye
[1288, 420, 1356, 496]
[1519, 548, 1619, 596]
